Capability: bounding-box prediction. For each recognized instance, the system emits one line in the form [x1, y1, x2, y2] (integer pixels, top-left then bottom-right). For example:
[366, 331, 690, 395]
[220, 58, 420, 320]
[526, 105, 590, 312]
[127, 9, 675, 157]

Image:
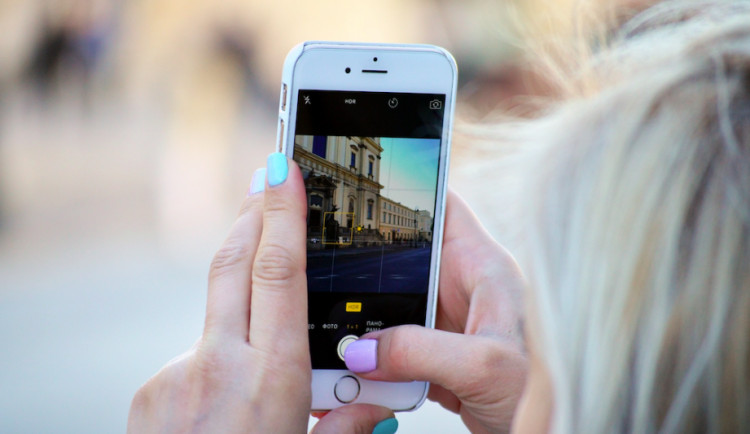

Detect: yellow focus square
[346, 302, 362, 312]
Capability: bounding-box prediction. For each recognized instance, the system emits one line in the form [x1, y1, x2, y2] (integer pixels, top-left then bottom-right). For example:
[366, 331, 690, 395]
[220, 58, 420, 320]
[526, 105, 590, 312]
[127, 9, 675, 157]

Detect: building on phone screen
[417, 210, 433, 243]
[294, 135, 428, 249]
[379, 197, 417, 243]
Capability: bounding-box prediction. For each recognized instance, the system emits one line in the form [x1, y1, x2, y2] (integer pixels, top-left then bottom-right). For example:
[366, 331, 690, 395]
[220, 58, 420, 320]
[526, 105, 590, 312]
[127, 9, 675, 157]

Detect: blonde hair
[465, 1, 750, 432]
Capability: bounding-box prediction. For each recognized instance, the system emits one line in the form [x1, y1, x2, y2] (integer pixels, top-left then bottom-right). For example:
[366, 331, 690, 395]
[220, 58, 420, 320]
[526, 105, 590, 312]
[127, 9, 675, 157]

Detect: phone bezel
[278, 41, 457, 411]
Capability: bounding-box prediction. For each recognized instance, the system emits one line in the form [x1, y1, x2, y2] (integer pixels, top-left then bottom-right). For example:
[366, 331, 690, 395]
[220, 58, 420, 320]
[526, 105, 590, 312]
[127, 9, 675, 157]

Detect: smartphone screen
[292, 90, 446, 369]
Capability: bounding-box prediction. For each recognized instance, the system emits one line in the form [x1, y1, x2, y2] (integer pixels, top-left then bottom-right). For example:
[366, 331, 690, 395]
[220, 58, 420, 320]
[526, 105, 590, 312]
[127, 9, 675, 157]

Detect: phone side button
[277, 118, 285, 153]
[280, 83, 287, 111]
[333, 375, 360, 404]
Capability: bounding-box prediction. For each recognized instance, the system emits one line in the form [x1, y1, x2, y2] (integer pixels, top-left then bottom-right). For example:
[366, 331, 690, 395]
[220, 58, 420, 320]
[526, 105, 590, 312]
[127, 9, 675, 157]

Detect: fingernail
[344, 339, 377, 372]
[248, 168, 266, 195]
[266, 152, 288, 186]
[372, 418, 398, 434]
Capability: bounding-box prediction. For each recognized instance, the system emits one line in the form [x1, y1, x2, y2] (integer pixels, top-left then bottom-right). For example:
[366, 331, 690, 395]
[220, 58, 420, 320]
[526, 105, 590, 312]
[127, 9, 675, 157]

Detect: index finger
[249, 153, 309, 356]
[204, 174, 265, 339]
[439, 189, 525, 339]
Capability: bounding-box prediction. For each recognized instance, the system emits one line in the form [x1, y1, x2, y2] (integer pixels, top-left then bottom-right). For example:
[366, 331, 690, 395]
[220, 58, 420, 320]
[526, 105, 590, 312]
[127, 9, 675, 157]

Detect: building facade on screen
[417, 210, 433, 242]
[295, 135, 428, 247]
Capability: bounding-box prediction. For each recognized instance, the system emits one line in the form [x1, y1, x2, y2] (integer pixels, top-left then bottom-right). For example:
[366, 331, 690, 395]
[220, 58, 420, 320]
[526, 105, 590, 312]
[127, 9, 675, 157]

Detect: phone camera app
[294, 90, 445, 370]
[296, 134, 437, 294]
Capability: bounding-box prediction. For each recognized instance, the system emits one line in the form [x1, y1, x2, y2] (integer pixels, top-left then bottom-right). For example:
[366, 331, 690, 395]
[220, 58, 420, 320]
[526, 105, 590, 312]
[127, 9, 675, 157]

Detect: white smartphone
[276, 41, 457, 411]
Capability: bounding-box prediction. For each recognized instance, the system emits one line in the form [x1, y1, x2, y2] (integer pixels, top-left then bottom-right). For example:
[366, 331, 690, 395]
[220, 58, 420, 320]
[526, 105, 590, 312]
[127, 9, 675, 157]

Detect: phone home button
[333, 375, 360, 404]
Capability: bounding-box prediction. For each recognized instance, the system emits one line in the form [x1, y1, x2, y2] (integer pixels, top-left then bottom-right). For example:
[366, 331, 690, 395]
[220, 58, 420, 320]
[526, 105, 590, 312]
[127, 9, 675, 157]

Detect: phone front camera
[345, 67, 351, 74]
[373, 57, 378, 62]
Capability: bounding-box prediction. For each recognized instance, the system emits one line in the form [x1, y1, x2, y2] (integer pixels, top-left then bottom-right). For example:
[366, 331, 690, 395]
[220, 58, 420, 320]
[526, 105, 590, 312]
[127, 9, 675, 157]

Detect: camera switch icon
[388, 98, 399, 108]
[429, 99, 442, 110]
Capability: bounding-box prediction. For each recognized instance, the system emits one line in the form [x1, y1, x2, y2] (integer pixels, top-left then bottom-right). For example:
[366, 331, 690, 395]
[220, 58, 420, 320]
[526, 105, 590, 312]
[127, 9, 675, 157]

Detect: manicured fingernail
[248, 168, 266, 195]
[344, 339, 377, 372]
[266, 152, 288, 186]
[372, 418, 398, 434]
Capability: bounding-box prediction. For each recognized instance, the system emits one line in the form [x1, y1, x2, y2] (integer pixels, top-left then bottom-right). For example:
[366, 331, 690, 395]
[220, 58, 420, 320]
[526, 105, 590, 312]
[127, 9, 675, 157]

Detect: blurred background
[0, 0, 554, 432]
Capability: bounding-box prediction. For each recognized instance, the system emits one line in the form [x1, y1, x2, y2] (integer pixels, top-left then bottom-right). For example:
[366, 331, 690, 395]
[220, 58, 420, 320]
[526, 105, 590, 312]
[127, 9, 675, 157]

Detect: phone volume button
[277, 118, 285, 153]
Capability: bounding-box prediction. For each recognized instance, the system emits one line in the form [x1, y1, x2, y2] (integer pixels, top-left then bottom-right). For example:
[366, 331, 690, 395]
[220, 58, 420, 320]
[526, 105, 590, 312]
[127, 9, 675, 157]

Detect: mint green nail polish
[372, 418, 398, 434]
[267, 153, 288, 186]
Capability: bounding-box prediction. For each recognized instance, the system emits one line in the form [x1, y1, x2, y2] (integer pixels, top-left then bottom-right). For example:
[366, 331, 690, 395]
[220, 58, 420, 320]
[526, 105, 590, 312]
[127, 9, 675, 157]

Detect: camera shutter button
[337, 334, 358, 361]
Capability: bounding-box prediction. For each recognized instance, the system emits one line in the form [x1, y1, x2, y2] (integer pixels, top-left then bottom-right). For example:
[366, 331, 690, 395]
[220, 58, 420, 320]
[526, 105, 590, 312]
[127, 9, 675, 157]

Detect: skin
[128, 158, 546, 432]
[510, 288, 553, 434]
[127, 160, 393, 433]
[511, 350, 553, 433]
[349, 191, 530, 433]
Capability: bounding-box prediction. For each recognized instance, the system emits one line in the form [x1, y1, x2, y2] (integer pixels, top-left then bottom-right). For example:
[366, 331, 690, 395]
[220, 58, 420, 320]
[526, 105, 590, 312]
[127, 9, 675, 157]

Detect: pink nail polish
[344, 339, 378, 372]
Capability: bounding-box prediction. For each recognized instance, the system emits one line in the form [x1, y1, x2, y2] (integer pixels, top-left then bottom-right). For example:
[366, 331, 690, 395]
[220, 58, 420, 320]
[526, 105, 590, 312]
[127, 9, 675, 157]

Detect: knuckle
[461, 340, 508, 393]
[194, 345, 228, 378]
[130, 382, 153, 413]
[209, 242, 251, 279]
[383, 325, 419, 372]
[252, 241, 301, 284]
[264, 191, 307, 223]
[256, 352, 311, 389]
[476, 340, 506, 373]
[130, 356, 190, 414]
[192, 343, 247, 390]
[238, 194, 263, 216]
[263, 193, 295, 215]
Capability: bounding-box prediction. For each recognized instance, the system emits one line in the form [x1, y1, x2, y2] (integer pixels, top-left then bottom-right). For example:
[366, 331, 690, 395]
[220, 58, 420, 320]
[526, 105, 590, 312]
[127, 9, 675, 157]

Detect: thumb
[310, 404, 397, 434]
[344, 325, 523, 399]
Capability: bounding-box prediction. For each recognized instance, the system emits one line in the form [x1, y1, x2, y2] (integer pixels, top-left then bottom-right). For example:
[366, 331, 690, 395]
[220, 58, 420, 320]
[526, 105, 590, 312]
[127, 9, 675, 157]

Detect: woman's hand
[127, 154, 393, 434]
[344, 190, 528, 433]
